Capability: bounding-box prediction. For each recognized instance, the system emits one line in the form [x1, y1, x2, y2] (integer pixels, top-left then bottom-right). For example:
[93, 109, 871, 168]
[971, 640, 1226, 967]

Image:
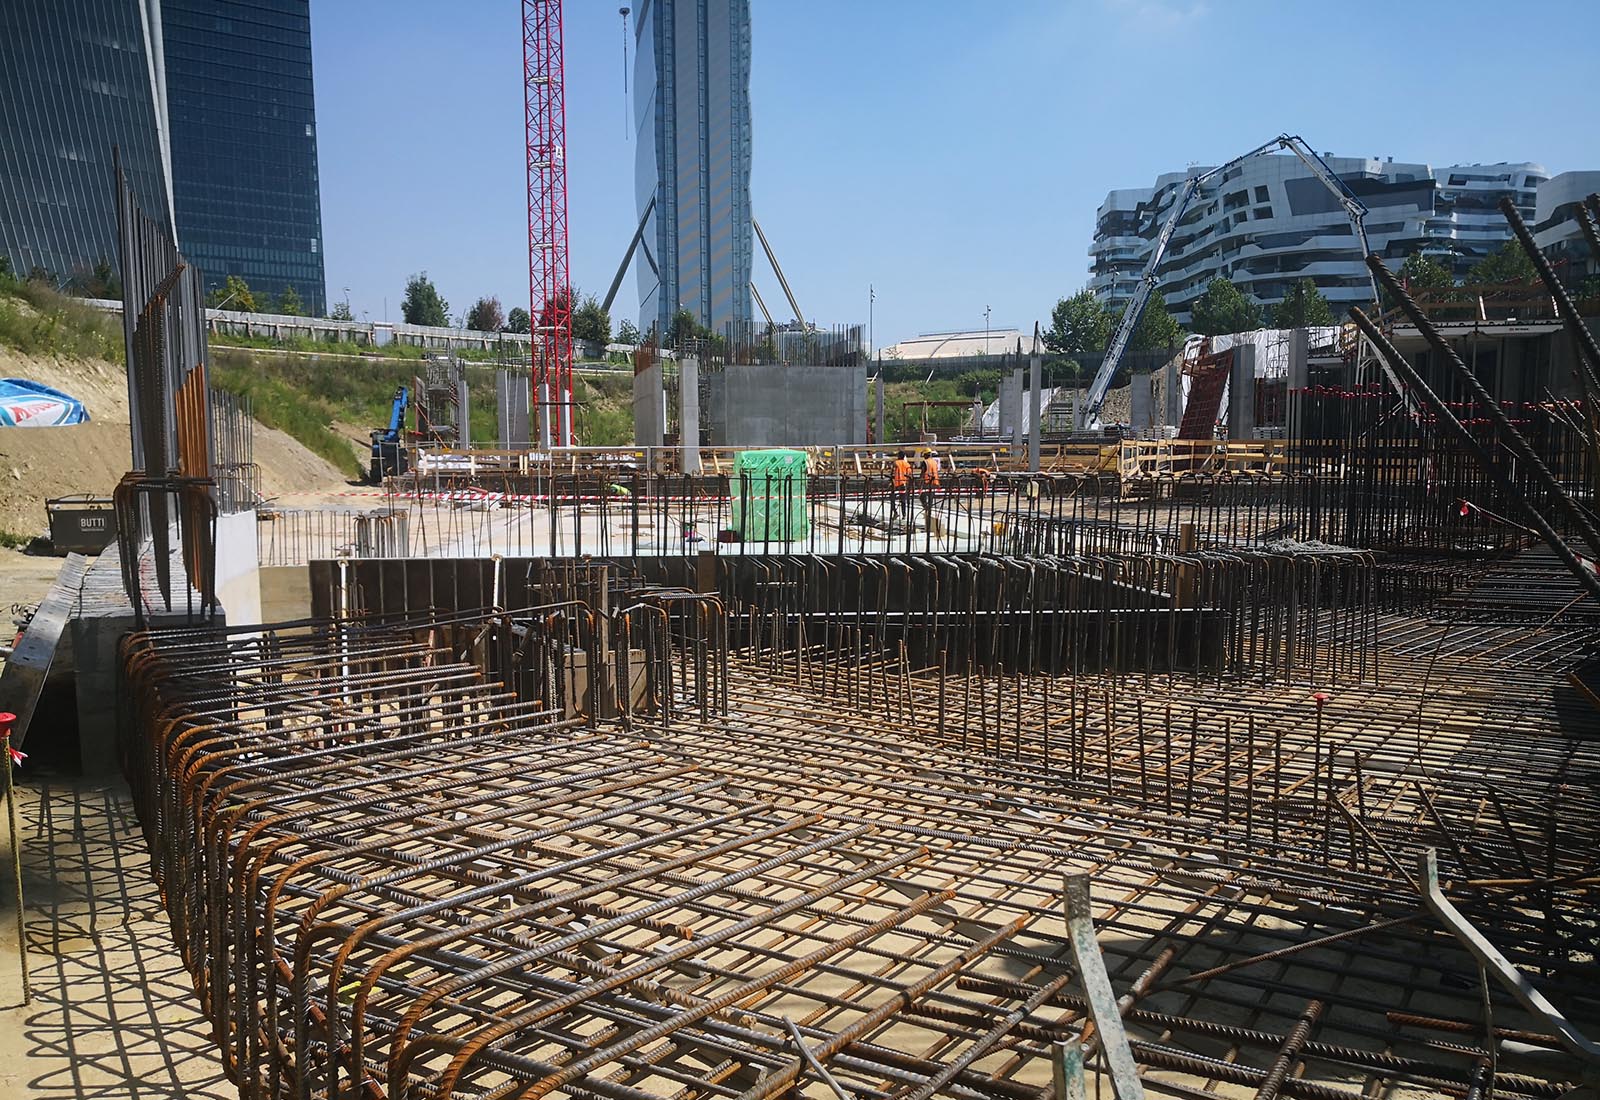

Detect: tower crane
[1080, 134, 1403, 429]
[522, 0, 574, 446]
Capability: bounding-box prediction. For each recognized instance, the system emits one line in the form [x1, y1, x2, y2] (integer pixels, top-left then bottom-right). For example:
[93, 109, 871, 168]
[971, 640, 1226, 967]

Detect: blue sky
[313, 0, 1599, 346]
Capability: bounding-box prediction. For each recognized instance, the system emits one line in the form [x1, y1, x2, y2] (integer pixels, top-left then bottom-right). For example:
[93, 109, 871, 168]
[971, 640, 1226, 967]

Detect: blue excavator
[368, 385, 410, 483]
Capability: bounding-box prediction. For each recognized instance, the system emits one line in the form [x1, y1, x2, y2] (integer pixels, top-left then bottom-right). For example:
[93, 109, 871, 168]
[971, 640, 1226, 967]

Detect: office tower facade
[0, 0, 175, 286]
[1090, 155, 1553, 327]
[633, 0, 754, 341]
[0, 0, 325, 314]
[161, 0, 325, 315]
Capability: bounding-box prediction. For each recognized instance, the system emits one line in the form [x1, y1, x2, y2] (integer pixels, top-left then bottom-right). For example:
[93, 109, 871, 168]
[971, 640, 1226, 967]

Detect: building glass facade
[633, 0, 753, 341]
[0, 0, 174, 284]
[161, 0, 326, 314]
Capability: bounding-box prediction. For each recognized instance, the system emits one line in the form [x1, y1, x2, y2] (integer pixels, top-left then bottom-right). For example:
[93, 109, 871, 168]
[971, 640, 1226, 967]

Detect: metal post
[1062, 874, 1146, 1100]
[1028, 352, 1042, 472]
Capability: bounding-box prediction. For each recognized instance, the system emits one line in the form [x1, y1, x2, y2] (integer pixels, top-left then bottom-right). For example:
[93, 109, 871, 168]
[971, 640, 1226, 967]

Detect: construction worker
[889, 450, 912, 523]
[919, 449, 942, 534]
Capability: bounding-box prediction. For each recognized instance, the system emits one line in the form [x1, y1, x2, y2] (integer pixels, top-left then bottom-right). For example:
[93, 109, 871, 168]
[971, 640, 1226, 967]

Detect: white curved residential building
[1089, 155, 1552, 325]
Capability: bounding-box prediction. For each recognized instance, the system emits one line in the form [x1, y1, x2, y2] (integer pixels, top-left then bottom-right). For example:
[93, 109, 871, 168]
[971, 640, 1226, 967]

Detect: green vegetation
[1191, 277, 1261, 336]
[1043, 288, 1185, 356]
[573, 294, 611, 344]
[466, 295, 505, 333]
[210, 351, 366, 478]
[209, 346, 638, 474]
[207, 274, 258, 312]
[1465, 241, 1538, 287]
[1043, 289, 1112, 356]
[1272, 279, 1335, 327]
[0, 275, 123, 361]
[275, 283, 304, 316]
[401, 272, 449, 326]
[882, 370, 1002, 437]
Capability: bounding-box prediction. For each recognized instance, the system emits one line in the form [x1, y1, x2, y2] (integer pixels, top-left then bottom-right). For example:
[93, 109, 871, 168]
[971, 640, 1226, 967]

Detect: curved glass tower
[633, 0, 753, 342]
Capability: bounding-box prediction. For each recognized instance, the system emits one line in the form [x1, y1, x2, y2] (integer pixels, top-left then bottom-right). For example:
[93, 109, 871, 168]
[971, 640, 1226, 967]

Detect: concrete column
[874, 373, 885, 448]
[633, 363, 664, 448]
[1287, 327, 1310, 442]
[1229, 341, 1257, 440]
[1130, 371, 1151, 432]
[1027, 354, 1042, 472]
[1001, 368, 1024, 457]
[456, 374, 470, 445]
[680, 357, 701, 475]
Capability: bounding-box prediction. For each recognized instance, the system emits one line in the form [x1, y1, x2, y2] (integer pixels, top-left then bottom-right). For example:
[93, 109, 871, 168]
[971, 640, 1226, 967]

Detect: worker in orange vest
[919, 449, 942, 534]
[889, 450, 912, 522]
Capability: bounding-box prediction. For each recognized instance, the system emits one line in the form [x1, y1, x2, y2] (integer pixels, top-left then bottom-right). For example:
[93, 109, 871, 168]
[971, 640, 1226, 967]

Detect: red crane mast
[522, 0, 573, 446]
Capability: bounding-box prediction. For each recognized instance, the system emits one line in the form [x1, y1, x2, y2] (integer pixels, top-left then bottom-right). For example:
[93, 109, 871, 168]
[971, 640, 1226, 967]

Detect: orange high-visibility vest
[891, 458, 911, 487]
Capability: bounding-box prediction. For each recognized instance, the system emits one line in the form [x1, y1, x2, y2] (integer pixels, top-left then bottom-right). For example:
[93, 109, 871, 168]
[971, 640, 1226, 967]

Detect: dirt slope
[0, 349, 348, 536]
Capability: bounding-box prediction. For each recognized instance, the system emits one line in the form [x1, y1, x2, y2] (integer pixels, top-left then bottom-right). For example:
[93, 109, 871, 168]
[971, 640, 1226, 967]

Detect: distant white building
[878, 328, 1031, 361]
[1532, 170, 1600, 285]
[1089, 154, 1559, 326]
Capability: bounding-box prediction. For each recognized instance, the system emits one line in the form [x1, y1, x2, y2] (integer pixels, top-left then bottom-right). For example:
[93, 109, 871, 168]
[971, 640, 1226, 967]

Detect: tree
[667, 308, 701, 349]
[536, 287, 577, 337]
[1465, 241, 1537, 287]
[1044, 289, 1114, 355]
[0, 256, 11, 281]
[506, 306, 531, 334]
[1400, 252, 1455, 291]
[466, 295, 505, 333]
[1578, 274, 1600, 302]
[208, 274, 257, 312]
[1125, 292, 1184, 353]
[401, 271, 449, 326]
[571, 295, 611, 345]
[617, 319, 640, 345]
[1271, 279, 1334, 328]
[276, 284, 303, 316]
[1190, 277, 1260, 336]
[329, 299, 354, 321]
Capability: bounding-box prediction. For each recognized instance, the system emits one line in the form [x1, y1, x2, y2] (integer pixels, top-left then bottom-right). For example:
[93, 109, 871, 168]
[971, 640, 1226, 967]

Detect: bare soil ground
[0, 349, 349, 536]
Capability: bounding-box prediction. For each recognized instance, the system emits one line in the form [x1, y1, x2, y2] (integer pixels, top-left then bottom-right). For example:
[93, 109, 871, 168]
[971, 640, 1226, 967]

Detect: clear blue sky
[312, 0, 1598, 346]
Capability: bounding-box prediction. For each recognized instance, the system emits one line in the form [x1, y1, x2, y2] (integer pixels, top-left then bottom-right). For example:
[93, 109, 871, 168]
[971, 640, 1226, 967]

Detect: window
[1252, 207, 1272, 220]
[1254, 185, 1270, 203]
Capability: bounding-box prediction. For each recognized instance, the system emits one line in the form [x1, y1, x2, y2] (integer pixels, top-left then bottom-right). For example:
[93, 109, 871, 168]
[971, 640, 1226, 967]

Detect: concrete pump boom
[1080, 133, 1398, 429]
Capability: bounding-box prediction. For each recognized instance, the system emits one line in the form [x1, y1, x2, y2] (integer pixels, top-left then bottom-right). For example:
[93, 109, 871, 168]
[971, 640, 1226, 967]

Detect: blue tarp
[0, 379, 89, 427]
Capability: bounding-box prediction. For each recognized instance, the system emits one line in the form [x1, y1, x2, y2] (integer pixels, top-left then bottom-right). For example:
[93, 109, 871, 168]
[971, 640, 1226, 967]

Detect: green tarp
[731, 449, 809, 541]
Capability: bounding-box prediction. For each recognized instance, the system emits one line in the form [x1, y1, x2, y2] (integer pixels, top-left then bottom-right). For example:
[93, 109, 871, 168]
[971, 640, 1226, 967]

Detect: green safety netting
[730, 449, 809, 541]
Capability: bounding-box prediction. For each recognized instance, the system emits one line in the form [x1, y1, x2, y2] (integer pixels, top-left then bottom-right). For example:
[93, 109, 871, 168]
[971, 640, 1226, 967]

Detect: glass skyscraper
[633, 0, 754, 341]
[0, 0, 175, 284]
[161, 0, 326, 315]
[0, 0, 325, 314]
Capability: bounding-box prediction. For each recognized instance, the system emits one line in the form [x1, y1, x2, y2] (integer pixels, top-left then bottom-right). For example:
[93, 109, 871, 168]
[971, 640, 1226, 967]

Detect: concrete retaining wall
[705, 364, 867, 447]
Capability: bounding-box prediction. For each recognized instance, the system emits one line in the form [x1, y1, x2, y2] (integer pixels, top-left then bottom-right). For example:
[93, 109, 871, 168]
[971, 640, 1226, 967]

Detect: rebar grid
[118, 587, 1598, 1100]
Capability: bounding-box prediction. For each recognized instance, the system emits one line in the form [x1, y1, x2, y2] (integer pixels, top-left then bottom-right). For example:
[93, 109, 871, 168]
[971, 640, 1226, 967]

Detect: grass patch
[210, 347, 638, 458]
[0, 280, 123, 361]
[0, 530, 33, 550]
[210, 331, 430, 360]
[211, 353, 364, 479]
